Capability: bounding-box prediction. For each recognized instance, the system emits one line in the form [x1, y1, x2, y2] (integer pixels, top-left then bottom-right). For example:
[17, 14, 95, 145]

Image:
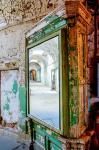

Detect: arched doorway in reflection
[32, 69, 36, 81]
[29, 36, 60, 129]
[30, 62, 41, 82]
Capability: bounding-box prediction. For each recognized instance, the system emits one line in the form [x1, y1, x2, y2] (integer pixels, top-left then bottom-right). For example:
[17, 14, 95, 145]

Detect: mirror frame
[26, 29, 69, 136]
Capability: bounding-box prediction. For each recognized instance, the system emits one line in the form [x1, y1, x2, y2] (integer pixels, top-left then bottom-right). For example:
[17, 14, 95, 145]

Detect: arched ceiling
[29, 54, 48, 66]
[29, 62, 41, 71]
[29, 36, 59, 64]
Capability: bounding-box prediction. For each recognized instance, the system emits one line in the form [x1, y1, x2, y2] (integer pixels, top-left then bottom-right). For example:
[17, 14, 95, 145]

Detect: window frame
[26, 29, 69, 136]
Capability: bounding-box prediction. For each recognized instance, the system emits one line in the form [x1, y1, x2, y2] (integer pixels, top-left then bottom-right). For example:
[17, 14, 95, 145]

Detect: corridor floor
[30, 82, 59, 129]
[0, 135, 29, 150]
[0, 128, 29, 150]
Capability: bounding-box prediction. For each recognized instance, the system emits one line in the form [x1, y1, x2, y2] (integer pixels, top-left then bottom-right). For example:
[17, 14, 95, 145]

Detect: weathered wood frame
[26, 29, 69, 136]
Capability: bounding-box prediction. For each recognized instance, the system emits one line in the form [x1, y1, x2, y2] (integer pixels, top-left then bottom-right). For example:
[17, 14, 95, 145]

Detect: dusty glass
[29, 36, 60, 129]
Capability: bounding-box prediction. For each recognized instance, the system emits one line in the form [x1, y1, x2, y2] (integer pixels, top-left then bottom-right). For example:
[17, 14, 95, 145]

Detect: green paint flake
[68, 46, 76, 51]
[12, 80, 18, 95]
[45, 15, 59, 23]
[3, 103, 10, 111]
[19, 86, 26, 114]
[28, 18, 67, 45]
[18, 86, 26, 131]
[70, 112, 78, 126]
[7, 97, 10, 102]
[9, 112, 13, 115]
[68, 50, 79, 126]
[55, 19, 66, 28]
[19, 87, 26, 113]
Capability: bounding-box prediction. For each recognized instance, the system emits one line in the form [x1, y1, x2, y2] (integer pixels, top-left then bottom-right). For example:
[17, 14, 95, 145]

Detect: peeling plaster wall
[0, 20, 35, 81]
[0, 0, 64, 130]
[0, 0, 67, 130]
[1, 70, 19, 123]
[0, 0, 65, 29]
[0, 20, 36, 130]
[0, 0, 91, 137]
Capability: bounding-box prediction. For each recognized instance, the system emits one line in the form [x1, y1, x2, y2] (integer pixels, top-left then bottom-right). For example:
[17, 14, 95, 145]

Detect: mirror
[29, 36, 60, 129]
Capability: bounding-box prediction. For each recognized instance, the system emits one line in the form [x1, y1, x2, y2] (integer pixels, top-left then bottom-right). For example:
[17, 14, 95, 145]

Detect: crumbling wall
[0, 0, 65, 131]
[0, 21, 34, 130]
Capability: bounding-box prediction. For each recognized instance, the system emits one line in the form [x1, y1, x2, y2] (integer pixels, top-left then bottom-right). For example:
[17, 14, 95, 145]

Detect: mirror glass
[29, 36, 60, 129]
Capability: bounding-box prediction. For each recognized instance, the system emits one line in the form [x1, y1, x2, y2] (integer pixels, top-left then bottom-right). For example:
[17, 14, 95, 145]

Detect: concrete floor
[0, 134, 29, 150]
[0, 127, 44, 150]
[0, 134, 44, 150]
[0, 127, 30, 150]
[30, 82, 59, 129]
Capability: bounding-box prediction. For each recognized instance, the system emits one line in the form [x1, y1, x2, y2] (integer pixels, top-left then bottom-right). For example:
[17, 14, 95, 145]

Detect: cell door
[32, 70, 37, 81]
[1, 70, 19, 123]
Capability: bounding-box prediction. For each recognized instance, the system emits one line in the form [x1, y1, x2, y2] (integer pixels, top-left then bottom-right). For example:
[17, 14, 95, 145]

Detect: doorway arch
[30, 62, 41, 82]
[32, 69, 36, 81]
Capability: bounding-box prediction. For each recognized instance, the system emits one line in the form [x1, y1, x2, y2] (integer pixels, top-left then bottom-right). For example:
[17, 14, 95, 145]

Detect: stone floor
[30, 82, 59, 129]
[0, 127, 44, 150]
[0, 127, 30, 150]
[0, 135, 29, 150]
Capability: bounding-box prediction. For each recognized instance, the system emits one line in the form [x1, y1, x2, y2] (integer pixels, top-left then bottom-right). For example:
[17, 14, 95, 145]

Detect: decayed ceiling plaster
[0, 0, 59, 28]
[0, 0, 89, 29]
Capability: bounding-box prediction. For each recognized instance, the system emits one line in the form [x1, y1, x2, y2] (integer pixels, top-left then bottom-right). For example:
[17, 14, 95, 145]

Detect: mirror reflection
[29, 36, 60, 129]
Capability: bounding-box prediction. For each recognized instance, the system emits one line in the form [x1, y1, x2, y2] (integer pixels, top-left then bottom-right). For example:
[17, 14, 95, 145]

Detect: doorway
[0, 70, 19, 127]
[32, 69, 36, 81]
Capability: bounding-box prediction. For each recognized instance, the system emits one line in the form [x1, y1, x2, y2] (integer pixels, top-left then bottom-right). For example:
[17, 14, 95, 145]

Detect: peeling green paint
[19, 86, 26, 114]
[3, 103, 10, 111]
[7, 96, 10, 102]
[19, 86, 26, 131]
[68, 48, 79, 127]
[27, 17, 67, 47]
[12, 80, 18, 95]
[45, 15, 59, 23]
[68, 46, 76, 51]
